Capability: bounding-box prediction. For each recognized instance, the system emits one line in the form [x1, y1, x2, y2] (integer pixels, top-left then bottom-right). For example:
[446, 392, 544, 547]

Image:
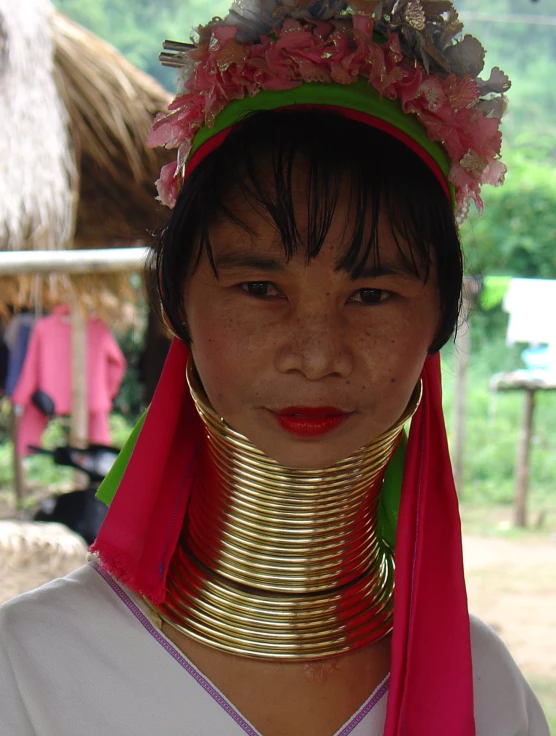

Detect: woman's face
[185, 175, 441, 469]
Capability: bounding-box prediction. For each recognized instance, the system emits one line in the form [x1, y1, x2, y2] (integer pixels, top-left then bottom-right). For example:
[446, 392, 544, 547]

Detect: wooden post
[514, 387, 536, 528]
[70, 295, 88, 451]
[453, 317, 471, 496]
[11, 406, 26, 510]
[452, 280, 477, 497]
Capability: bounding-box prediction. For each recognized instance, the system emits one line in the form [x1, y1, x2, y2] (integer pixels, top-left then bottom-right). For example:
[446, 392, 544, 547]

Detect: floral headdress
[148, 0, 510, 221]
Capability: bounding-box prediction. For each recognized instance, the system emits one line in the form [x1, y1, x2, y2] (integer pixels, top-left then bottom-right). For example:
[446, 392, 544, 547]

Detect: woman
[0, 1, 550, 734]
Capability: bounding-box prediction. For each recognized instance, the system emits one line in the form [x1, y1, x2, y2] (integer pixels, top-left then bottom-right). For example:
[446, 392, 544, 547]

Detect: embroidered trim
[337, 675, 389, 735]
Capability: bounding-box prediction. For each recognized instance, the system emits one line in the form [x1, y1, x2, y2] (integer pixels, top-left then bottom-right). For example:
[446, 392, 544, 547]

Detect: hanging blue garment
[6, 323, 32, 396]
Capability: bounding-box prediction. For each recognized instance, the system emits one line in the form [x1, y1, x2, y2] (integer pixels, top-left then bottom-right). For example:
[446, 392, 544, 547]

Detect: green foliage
[462, 151, 556, 278]
[0, 420, 75, 496]
[456, 2, 556, 278]
[112, 326, 146, 424]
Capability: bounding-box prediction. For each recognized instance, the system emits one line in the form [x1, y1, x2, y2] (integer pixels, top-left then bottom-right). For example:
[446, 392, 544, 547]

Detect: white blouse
[0, 562, 548, 735]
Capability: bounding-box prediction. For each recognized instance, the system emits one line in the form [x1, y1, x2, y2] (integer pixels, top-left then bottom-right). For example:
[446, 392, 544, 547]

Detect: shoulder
[0, 564, 113, 735]
[469, 615, 550, 736]
[0, 563, 123, 661]
[0, 563, 105, 623]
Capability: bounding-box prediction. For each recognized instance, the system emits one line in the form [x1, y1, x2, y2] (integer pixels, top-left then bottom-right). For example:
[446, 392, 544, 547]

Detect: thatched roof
[51, 10, 172, 248]
[0, 1, 172, 312]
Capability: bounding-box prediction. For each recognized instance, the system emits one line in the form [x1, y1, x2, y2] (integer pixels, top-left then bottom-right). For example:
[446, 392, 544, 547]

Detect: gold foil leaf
[404, 0, 426, 31]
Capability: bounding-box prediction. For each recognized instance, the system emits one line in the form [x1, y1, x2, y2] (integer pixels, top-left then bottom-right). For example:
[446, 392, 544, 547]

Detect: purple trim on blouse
[336, 676, 389, 736]
[93, 563, 389, 736]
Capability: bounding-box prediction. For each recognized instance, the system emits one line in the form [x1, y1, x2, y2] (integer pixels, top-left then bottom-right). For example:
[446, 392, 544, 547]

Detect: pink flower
[156, 161, 180, 209]
[147, 96, 207, 149]
[212, 25, 239, 45]
[148, 14, 506, 219]
[482, 157, 507, 187]
[147, 119, 179, 149]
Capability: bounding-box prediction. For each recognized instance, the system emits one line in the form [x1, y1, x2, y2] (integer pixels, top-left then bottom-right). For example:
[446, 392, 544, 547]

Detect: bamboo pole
[69, 295, 88, 451]
[0, 247, 147, 275]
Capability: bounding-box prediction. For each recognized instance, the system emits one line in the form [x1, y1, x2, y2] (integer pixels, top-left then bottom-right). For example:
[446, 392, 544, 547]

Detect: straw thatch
[0, 0, 76, 253]
[0, 1, 172, 313]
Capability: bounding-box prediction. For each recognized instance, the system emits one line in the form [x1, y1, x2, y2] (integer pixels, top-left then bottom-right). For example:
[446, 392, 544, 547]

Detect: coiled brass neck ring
[152, 365, 421, 659]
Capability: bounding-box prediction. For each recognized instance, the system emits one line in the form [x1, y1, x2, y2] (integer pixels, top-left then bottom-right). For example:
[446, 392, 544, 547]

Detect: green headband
[186, 80, 454, 205]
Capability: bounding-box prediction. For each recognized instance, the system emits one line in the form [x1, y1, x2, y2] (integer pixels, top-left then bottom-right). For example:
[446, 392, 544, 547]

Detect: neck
[151, 363, 421, 660]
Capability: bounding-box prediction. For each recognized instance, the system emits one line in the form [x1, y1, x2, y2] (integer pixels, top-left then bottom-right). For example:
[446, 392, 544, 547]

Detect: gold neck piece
[151, 364, 421, 660]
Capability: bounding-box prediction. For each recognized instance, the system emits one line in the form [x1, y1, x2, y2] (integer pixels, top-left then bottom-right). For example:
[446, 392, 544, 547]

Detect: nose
[275, 309, 354, 380]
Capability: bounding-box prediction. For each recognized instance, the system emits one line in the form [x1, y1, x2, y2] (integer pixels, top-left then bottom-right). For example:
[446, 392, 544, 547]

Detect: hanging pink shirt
[12, 306, 126, 415]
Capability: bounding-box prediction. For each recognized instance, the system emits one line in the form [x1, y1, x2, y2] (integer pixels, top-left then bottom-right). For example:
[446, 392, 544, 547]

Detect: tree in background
[53, 0, 229, 88]
[462, 148, 556, 278]
[455, 0, 556, 278]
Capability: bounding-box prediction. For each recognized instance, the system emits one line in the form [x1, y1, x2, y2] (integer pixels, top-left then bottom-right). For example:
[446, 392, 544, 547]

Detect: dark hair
[148, 109, 462, 353]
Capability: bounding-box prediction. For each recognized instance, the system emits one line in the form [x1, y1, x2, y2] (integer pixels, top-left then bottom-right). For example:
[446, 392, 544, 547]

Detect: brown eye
[350, 289, 391, 305]
[240, 282, 281, 298]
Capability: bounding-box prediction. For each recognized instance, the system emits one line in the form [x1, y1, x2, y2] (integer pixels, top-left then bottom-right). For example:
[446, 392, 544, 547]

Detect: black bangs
[149, 109, 462, 353]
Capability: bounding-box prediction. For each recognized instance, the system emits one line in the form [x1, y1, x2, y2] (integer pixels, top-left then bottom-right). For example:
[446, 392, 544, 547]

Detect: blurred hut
[0, 0, 172, 313]
[0, 0, 172, 501]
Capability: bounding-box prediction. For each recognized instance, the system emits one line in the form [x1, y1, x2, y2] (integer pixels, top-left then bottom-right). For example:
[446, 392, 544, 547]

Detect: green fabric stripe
[190, 80, 452, 200]
[379, 432, 406, 549]
[96, 411, 147, 506]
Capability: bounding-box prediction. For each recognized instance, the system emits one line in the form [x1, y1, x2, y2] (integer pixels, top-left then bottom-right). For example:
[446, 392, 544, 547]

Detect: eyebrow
[214, 251, 286, 272]
[348, 261, 422, 281]
[213, 249, 423, 280]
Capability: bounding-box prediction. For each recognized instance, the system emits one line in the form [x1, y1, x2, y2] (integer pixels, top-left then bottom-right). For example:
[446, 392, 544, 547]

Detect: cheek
[355, 306, 436, 388]
[187, 300, 271, 411]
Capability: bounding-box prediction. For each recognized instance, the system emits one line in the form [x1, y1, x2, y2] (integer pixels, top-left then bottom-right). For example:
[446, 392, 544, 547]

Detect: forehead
[206, 235, 432, 293]
[209, 180, 429, 280]
[191, 139, 438, 285]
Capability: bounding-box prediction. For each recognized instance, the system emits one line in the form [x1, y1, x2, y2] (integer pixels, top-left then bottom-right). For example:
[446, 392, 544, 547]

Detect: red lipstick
[274, 407, 351, 438]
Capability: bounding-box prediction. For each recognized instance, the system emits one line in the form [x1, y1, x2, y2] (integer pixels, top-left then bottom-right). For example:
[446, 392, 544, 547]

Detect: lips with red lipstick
[274, 406, 352, 438]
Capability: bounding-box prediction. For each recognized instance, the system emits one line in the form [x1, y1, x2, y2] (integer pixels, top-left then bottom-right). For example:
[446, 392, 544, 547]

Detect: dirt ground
[463, 535, 556, 679]
[462, 535, 556, 728]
